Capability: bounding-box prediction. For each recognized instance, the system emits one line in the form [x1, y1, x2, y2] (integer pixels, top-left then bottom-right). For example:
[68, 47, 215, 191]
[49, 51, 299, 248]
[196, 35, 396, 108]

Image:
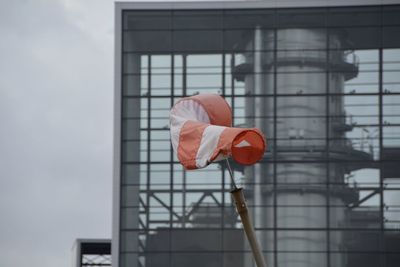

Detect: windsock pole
[226, 159, 267, 267]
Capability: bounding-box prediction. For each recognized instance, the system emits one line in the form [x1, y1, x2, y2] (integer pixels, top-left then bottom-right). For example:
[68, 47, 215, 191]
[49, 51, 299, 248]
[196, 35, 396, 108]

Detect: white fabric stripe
[170, 99, 210, 153]
[170, 115, 186, 154]
[195, 125, 226, 168]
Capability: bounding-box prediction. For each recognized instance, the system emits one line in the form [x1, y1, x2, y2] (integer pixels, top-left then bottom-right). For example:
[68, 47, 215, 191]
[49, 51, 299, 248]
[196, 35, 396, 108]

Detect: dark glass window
[118, 5, 400, 267]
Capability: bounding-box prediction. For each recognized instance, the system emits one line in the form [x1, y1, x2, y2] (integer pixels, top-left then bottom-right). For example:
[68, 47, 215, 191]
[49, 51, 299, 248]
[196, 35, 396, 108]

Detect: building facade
[114, 1, 400, 267]
[73, 239, 111, 267]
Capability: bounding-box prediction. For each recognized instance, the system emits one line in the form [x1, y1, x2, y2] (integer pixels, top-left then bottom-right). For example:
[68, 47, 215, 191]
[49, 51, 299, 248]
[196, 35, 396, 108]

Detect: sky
[0, 0, 114, 266]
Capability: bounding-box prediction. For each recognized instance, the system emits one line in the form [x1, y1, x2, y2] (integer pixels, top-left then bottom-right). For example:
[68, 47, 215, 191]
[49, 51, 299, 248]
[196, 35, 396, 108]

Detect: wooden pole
[231, 188, 267, 267]
[225, 159, 267, 267]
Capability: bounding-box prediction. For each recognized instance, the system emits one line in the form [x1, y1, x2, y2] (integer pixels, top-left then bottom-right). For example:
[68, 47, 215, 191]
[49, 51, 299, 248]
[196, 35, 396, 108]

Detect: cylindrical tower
[235, 28, 362, 267]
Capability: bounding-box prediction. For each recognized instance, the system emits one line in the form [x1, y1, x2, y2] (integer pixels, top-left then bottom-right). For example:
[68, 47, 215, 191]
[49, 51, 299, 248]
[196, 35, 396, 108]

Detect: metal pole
[226, 159, 267, 267]
[231, 188, 267, 267]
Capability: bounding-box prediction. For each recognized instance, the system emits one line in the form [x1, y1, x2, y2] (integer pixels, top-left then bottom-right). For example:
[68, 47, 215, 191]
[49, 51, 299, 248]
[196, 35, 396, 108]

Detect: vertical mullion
[229, 52, 236, 266]
[170, 53, 175, 228]
[379, 36, 386, 267]
[222, 52, 226, 204]
[222, 48, 226, 97]
[273, 24, 278, 267]
[119, 12, 125, 265]
[379, 6, 386, 266]
[169, 27, 175, 267]
[325, 23, 331, 267]
[169, 15, 175, 264]
[146, 55, 151, 233]
[222, 52, 226, 214]
[221, 35, 226, 267]
[182, 52, 187, 229]
[231, 53, 235, 121]
[183, 54, 187, 97]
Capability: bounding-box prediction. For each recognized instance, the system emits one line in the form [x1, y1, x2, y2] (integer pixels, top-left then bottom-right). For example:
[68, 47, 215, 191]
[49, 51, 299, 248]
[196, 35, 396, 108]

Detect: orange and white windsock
[170, 93, 266, 170]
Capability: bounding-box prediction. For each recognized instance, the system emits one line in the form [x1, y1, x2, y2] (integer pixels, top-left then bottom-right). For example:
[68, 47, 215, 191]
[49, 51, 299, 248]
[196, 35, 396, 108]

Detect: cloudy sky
[0, 0, 114, 266]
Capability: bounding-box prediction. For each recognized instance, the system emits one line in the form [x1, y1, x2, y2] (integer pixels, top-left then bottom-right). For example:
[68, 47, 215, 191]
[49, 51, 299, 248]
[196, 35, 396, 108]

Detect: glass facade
[116, 4, 400, 267]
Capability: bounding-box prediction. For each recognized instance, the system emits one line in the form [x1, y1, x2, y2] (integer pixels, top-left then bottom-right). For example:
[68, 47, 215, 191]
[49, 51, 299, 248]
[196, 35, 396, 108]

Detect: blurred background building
[113, 1, 400, 267]
[73, 239, 111, 267]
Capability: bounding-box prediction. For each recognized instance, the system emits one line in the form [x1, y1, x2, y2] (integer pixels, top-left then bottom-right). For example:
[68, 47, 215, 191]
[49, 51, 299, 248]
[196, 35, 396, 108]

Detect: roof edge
[115, 0, 400, 10]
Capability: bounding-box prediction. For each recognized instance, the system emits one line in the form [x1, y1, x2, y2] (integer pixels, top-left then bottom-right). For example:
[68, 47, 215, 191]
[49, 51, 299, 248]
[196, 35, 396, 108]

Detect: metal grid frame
[114, 3, 400, 267]
[74, 239, 111, 267]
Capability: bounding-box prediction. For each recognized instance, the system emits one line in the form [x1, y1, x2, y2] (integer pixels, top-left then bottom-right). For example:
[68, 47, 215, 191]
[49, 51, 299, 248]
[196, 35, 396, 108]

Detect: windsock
[170, 93, 266, 170]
